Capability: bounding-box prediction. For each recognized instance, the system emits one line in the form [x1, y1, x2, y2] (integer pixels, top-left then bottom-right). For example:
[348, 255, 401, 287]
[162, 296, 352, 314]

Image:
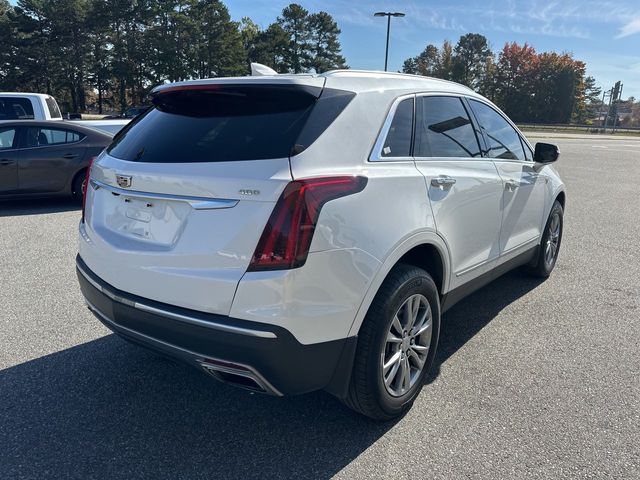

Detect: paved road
[1, 135, 638, 479]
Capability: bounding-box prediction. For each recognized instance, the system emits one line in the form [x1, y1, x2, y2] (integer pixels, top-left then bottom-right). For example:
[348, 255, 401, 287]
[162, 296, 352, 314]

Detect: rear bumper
[76, 255, 356, 396]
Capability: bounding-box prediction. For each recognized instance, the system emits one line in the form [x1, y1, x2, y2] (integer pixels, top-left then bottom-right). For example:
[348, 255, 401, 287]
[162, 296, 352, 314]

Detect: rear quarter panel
[263, 89, 451, 343]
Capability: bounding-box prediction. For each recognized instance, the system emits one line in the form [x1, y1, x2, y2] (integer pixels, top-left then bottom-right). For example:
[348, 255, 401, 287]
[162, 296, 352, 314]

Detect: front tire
[344, 264, 440, 420]
[526, 200, 563, 278]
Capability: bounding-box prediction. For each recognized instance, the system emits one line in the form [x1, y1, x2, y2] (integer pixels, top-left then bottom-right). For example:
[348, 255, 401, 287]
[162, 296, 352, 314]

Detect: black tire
[344, 264, 440, 420]
[525, 200, 563, 278]
[71, 170, 87, 202]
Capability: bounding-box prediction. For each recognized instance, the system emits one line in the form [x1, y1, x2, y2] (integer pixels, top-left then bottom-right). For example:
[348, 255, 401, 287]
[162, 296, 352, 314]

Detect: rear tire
[344, 264, 440, 420]
[525, 200, 563, 278]
[71, 170, 87, 202]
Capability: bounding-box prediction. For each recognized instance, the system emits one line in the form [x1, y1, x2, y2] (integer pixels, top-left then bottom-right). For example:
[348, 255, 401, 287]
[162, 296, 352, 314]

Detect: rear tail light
[248, 176, 367, 271]
[81, 157, 95, 223]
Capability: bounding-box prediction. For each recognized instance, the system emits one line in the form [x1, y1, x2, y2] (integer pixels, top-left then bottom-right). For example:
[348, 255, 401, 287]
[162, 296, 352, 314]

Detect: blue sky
[228, 0, 640, 98]
[7, 0, 639, 97]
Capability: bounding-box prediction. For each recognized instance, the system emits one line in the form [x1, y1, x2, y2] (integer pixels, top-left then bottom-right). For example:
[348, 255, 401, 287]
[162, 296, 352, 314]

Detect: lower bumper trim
[76, 254, 354, 396]
[85, 298, 282, 395]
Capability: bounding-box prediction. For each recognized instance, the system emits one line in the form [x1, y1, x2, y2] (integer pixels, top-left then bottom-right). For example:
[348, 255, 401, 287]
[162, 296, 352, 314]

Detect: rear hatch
[81, 79, 330, 315]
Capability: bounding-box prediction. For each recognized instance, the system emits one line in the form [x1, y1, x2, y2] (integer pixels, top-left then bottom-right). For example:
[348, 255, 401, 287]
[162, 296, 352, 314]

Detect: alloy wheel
[544, 212, 561, 268]
[381, 294, 432, 397]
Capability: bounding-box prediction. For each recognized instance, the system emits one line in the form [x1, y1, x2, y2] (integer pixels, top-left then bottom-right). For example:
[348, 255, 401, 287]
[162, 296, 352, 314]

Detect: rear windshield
[107, 85, 353, 163]
[0, 97, 35, 120]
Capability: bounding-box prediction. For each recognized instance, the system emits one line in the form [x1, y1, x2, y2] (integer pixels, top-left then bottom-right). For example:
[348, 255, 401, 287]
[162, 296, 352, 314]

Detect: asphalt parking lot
[1, 134, 638, 479]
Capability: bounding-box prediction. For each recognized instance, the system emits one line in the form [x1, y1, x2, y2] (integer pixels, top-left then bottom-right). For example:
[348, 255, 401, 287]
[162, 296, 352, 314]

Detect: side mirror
[534, 142, 559, 163]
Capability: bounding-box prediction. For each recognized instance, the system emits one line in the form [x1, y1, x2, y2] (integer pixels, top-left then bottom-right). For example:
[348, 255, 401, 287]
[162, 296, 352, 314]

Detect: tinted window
[108, 86, 339, 163]
[469, 100, 525, 161]
[382, 97, 413, 157]
[25, 128, 83, 147]
[45, 97, 62, 119]
[414, 96, 481, 158]
[0, 97, 35, 120]
[522, 139, 533, 161]
[0, 128, 17, 150]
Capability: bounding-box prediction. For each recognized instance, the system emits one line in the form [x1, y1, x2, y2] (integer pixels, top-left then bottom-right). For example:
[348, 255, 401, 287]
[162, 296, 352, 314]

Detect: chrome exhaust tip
[197, 358, 281, 396]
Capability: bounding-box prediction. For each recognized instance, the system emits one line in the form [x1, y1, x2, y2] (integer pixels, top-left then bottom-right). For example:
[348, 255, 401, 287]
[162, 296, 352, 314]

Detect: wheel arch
[346, 232, 451, 339]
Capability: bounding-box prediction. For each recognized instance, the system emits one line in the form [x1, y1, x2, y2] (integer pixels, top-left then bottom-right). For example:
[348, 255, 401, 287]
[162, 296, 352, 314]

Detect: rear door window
[0, 127, 18, 150]
[0, 97, 35, 120]
[414, 96, 481, 158]
[468, 100, 525, 161]
[107, 85, 351, 163]
[381, 97, 414, 158]
[25, 128, 83, 147]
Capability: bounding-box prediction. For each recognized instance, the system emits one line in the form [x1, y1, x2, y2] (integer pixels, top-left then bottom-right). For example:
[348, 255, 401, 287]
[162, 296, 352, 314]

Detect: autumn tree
[402, 36, 592, 124]
[533, 52, 585, 123]
[494, 42, 539, 122]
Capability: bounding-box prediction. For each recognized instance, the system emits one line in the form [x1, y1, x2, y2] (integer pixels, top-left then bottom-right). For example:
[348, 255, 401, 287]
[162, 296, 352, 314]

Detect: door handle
[505, 179, 520, 191]
[0, 159, 13, 166]
[431, 175, 456, 189]
[63, 153, 78, 159]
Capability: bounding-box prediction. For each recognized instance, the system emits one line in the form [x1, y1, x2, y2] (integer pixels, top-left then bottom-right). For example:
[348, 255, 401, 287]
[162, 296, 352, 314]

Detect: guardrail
[518, 123, 640, 134]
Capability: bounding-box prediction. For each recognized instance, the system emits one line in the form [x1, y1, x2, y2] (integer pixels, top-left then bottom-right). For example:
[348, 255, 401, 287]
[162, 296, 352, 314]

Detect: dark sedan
[0, 121, 112, 201]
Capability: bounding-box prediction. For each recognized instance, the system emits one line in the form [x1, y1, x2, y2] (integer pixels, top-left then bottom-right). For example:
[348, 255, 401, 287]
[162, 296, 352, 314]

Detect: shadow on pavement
[0, 271, 543, 479]
[0, 335, 394, 480]
[0, 198, 80, 217]
[429, 270, 544, 382]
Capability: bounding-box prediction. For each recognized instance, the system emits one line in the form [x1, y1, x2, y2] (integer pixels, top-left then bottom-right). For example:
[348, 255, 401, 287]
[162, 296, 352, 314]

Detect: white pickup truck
[0, 92, 129, 134]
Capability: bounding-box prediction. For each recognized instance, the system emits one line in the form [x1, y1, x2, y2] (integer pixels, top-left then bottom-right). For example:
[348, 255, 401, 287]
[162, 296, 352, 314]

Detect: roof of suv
[151, 70, 478, 98]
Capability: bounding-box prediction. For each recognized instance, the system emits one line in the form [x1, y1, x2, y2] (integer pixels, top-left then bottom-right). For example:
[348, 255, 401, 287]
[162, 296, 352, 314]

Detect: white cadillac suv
[76, 70, 565, 420]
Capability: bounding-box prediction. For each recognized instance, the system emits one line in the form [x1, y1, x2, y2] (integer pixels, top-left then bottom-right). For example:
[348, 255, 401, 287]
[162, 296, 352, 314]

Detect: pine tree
[249, 23, 290, 72]
[307, 11, 346, 73]
[451, 33, 493, 89]
[278, 3, 310, 73]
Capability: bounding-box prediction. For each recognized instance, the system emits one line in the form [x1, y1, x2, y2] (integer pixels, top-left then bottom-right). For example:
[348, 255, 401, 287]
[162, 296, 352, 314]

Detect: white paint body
[79, 71, 565, 345]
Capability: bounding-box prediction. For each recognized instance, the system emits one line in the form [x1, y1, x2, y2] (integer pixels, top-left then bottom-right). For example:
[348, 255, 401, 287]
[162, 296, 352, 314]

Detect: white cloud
[616, 18, 640, 38]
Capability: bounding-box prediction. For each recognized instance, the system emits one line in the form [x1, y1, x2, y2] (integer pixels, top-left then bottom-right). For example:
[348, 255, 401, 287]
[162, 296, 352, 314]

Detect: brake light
[81, 157, 95, 223]
[248, 176, 367, 271]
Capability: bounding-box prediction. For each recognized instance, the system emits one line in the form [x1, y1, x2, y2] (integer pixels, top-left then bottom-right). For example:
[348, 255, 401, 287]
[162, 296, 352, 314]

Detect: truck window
[0, 97, 35, 120]
[45, 97, 63, 119]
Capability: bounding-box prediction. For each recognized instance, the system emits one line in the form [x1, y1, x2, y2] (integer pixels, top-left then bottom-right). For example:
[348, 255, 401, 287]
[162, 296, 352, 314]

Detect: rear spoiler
[151, 75, 326, 98]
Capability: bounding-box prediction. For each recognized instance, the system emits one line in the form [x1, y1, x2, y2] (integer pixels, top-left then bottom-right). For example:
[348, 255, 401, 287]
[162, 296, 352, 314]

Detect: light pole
[374, 11, 405, 72]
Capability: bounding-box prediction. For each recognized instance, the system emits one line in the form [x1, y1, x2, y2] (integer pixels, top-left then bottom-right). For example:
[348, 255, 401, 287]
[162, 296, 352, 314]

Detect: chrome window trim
[90, 178, 239, 210]
[369, 93, 415, 162]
